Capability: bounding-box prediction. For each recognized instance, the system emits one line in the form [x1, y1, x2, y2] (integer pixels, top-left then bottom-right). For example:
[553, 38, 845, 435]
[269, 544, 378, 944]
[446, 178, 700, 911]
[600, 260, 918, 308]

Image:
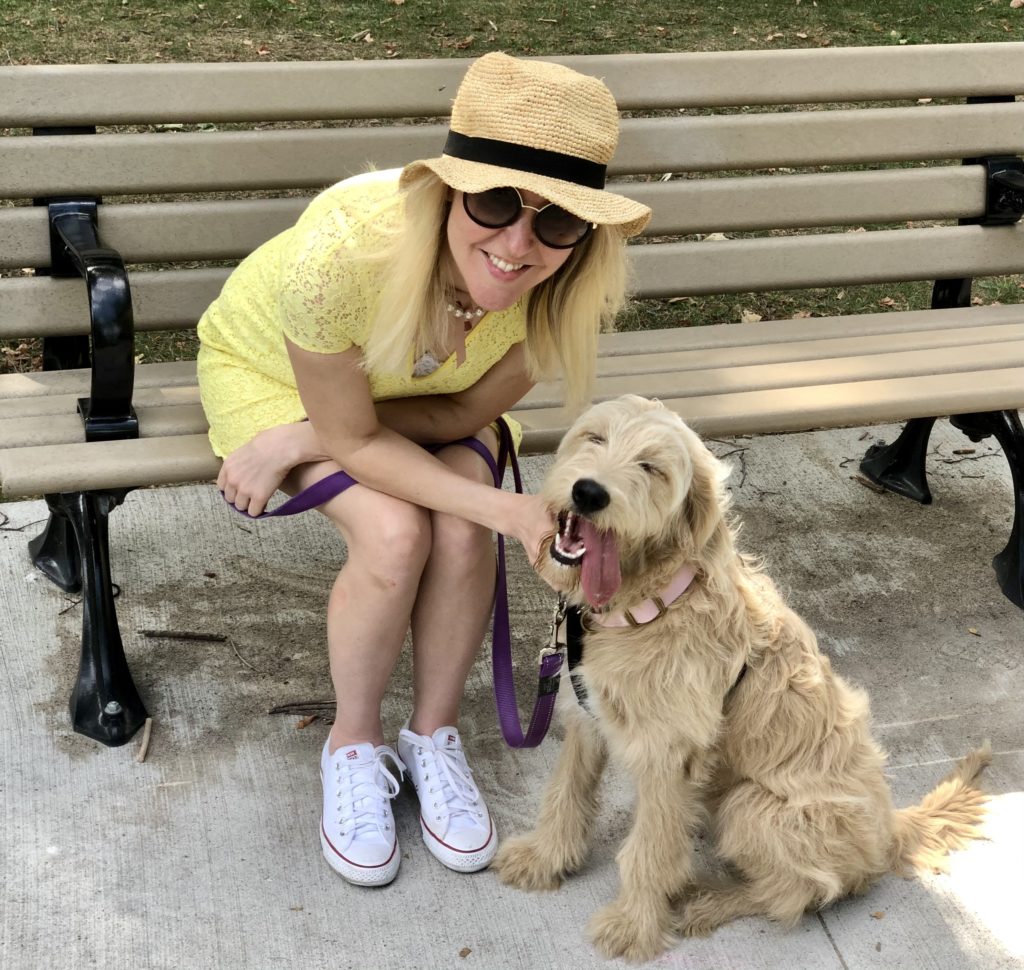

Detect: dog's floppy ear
[683, 432, 730, 554]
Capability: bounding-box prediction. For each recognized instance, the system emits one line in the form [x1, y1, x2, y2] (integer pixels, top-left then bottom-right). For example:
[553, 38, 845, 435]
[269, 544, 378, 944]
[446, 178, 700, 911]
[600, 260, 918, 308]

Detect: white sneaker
[319, 740, 405, 886]
[397, 725, 497, 873]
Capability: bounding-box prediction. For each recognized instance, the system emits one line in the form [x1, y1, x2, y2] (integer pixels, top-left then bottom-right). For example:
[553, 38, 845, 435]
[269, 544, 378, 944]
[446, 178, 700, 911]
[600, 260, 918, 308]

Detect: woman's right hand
[217, 424, 304, 517]
[506, 492, 559, 574]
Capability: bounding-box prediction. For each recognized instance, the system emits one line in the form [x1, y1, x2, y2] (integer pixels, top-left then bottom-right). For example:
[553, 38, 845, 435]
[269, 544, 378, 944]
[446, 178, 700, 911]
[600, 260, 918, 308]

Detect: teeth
[488, 253, 524, 273]
[554, 511, 585, 561]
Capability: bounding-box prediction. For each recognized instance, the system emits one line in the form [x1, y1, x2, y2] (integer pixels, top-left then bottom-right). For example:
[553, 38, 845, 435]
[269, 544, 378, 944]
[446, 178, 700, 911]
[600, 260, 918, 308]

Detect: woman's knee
[329, 491, 432, 587]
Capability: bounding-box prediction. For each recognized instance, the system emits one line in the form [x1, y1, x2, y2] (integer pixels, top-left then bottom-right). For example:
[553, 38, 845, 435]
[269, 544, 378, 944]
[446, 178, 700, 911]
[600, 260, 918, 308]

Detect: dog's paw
[588, 899, 673, 963]
[675, 890, 726, 938]
[493, 834, 564, 892]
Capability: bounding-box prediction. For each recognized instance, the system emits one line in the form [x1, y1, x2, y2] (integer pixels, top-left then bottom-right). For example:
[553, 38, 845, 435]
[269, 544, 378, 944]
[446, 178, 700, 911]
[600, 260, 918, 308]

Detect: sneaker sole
[319, 820, 401, 886]
[418, 816, 497, 873]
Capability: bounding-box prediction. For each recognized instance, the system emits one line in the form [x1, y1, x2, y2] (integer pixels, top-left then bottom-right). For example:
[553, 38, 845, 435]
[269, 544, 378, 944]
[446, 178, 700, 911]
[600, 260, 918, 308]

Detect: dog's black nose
[571, 478, 610, 514]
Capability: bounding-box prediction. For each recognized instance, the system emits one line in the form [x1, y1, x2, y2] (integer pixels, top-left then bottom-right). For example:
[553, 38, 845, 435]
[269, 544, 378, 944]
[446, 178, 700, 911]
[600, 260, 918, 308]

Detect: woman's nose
[499, 209, 539, 256]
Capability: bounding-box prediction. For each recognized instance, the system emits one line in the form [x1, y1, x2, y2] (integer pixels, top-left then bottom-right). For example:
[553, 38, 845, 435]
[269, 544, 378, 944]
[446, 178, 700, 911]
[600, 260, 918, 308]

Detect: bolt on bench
[2, 44, 1023, 747]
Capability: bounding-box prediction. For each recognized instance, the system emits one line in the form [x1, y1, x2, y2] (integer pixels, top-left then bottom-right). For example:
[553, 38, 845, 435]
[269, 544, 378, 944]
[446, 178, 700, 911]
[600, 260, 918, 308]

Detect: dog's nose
[571, 478, 610, 514]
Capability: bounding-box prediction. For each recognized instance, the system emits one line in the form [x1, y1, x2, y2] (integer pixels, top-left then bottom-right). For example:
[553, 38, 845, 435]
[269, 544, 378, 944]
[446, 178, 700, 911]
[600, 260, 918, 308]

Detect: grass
[2, 0, 1023, 371]
[3, 1, 1023, 64]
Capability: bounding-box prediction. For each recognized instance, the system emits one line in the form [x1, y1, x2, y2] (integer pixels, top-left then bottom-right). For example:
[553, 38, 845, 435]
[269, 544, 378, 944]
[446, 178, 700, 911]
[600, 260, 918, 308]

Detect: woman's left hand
[217, 424, 304, 517]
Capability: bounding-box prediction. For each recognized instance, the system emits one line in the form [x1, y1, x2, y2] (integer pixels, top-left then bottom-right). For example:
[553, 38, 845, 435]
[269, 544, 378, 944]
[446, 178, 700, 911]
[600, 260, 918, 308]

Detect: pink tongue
[578, 518, 621, 608]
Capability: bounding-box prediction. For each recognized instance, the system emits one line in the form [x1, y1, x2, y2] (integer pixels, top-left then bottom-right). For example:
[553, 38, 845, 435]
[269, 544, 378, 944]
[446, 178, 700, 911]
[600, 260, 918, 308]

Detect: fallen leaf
[459, 948, 472, 958]
[968, 628, 981, 637]
[918, 97, 933, 104]
[1013, 0, 1024, 8]
[791, 310, 812, 318]
[740, 309, 762, 323]
[953, 448, 976, 455]
[878, 296, 897, 307]
[871, 911, 886, 920]
[296, 714, 319, 729]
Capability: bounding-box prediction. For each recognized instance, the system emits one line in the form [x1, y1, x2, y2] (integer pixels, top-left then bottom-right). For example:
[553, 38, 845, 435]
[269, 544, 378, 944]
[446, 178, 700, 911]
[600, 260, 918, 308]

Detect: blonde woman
[196, 52, 650, 887]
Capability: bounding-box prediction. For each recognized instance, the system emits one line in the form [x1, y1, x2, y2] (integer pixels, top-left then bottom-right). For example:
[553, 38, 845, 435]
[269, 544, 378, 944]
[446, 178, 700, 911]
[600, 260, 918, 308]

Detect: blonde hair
[361, 169, 629, 413]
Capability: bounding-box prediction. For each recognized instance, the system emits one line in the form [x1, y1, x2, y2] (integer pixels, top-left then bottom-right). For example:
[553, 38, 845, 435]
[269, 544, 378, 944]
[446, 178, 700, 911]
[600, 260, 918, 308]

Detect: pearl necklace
[447, 301, 485, 322]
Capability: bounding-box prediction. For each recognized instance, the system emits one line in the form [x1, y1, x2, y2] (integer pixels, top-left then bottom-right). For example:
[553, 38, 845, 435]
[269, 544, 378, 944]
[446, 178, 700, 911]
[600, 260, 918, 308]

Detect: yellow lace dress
[196, 169, 527, 458]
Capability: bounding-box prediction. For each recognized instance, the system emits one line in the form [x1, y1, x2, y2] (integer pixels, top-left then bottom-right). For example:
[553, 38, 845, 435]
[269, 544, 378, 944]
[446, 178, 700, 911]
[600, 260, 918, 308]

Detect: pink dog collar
[588, 564, 697, 628]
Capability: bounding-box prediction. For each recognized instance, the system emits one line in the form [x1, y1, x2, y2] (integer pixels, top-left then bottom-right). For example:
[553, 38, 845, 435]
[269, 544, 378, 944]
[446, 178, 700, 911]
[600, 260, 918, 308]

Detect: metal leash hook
[539, 596, 568, 670]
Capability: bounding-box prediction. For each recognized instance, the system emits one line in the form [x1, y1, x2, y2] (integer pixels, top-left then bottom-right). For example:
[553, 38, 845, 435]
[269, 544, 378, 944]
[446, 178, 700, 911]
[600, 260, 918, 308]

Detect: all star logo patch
[346, 749, 358, 760]
[447, 734, 456, 745]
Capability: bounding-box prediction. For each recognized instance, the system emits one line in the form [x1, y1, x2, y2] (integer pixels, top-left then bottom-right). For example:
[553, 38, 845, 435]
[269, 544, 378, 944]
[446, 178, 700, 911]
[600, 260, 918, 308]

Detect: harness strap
[223, 417, 560, 749]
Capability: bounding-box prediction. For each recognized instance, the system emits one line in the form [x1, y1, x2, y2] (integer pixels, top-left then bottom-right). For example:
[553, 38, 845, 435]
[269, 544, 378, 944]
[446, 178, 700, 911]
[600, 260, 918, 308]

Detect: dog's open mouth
[551, 510, 622, 609]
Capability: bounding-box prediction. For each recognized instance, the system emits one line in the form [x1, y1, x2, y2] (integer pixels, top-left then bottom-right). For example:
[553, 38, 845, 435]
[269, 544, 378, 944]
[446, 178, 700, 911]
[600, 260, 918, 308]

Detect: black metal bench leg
[28, 494, 83, 594]
[55, 489, 148, 745]
[859, 416, 937, 505]
[949, 410, 1024, 609]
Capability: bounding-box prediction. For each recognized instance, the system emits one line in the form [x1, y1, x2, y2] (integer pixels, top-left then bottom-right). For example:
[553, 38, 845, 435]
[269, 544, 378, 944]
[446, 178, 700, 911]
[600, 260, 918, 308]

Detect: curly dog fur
[493, 395, 990, 962]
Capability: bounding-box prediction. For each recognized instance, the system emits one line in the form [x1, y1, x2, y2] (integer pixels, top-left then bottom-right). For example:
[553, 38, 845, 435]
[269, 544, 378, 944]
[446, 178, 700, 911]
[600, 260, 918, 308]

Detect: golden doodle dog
[493, 394, 990, 963]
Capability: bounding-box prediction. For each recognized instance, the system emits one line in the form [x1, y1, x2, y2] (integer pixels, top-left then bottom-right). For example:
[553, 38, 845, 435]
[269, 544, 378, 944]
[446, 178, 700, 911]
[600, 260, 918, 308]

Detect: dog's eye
[639, 461, 659, 475]
[586, 433, 605, 445]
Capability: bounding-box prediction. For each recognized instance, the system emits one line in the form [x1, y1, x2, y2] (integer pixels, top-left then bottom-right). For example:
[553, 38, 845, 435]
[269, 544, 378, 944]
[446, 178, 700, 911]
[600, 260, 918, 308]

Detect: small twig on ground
[937, 452, 1001, 465]
[229, 637, 267, 674]
[851, 474, 887, 494]
[269, 700, 336, 716]
[0, 514, 48, 532]
[135, 717, 154, 763]
[140, 630, 227, 642]
[58, 598, 82, 616]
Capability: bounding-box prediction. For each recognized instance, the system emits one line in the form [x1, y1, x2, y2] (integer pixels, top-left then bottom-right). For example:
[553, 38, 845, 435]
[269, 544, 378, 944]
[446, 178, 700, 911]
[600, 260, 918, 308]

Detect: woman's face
[444, 189, 575, 311]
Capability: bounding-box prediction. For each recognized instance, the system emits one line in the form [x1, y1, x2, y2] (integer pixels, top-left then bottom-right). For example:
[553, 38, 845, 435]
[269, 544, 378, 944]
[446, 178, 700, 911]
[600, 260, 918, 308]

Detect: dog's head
[538, 395, 731, 609]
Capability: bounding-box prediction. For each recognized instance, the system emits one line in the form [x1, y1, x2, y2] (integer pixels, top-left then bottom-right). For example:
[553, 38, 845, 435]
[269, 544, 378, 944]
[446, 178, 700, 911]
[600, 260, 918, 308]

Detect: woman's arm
[374, 342, 534, 444]
[283, 338, 552, 555]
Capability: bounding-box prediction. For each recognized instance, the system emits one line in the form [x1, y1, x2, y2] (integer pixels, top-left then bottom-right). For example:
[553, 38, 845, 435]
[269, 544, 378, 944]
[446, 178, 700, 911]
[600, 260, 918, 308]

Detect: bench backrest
[3, 43, 1024, 344]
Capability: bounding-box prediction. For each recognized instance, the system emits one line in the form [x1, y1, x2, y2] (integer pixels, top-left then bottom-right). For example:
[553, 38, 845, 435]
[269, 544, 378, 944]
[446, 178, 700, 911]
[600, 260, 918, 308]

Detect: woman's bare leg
[407, 429, 499, 734]
[282, 460, 432, 752]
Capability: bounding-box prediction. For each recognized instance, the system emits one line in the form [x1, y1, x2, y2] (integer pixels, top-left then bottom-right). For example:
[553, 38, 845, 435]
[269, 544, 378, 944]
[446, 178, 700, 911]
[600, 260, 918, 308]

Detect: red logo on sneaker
[346, 749, 358, 760]
[447, 735, 456, 745]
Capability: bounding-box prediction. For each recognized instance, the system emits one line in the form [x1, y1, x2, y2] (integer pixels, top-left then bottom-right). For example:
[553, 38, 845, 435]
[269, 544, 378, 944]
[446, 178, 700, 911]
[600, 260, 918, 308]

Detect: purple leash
[225, 418, 562, 748]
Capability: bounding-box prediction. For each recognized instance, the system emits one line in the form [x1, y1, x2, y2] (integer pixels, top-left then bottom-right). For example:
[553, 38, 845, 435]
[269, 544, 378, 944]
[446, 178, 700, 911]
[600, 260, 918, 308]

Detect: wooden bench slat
[0, 434, 219, 496]
[517, 366, 1024, 452]
[0, 360, 197, 400]
[632, 166, 984, 236]
[634, 223, 1024, 296]
[0, 269, 228, 338]
[1, 402, 207, 448]
[5, 102, 1024, 199]
[0, 383, 200, 419]
[0, 166, 988, 270]
[613, 102, 1024, 176]
[0, 198, 308, 269]
[4, 46, 1022, 127]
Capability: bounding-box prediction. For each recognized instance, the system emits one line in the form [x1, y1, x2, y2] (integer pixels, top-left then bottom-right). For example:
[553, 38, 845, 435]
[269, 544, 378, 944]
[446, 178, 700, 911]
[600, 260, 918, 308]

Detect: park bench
[2, 43, 1023, 747]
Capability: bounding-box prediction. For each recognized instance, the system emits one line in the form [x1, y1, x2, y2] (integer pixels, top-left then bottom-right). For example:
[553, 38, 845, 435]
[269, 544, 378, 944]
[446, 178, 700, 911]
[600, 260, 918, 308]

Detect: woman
[196, 52, 650, 887]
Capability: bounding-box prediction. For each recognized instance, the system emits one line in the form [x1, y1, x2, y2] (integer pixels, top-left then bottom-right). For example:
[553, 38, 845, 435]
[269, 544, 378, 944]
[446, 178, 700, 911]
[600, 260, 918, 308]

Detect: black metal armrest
[48, 199, 138, 441]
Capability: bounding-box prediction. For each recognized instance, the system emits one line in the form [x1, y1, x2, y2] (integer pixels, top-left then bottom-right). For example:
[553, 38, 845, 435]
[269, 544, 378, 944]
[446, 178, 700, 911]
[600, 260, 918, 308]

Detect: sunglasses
[462, 187, 594, 249]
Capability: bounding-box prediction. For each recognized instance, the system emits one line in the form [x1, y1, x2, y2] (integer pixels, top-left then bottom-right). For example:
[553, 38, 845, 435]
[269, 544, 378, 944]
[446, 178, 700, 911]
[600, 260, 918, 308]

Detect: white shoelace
[333, 749, 405, 840]
[399, 729, 486, 828]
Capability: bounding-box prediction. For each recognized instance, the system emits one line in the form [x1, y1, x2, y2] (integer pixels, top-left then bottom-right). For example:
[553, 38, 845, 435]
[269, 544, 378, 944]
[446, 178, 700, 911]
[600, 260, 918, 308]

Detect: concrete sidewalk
[2, 421, 1022, 970]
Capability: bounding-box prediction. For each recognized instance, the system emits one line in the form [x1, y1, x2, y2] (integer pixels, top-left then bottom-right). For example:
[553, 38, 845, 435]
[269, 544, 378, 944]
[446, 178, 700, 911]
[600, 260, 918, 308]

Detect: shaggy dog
[493, 395, 990, 963]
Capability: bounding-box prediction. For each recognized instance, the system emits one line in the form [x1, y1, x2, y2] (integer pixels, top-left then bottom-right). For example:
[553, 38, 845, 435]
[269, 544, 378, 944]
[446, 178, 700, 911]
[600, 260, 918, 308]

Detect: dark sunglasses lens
[464, 188, 521, 228]
[535, 206, 591, 248]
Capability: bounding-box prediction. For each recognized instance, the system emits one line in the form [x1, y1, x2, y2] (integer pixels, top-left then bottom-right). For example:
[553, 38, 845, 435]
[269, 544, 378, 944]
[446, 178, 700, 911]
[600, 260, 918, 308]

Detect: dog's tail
[890, 742, 992, 874]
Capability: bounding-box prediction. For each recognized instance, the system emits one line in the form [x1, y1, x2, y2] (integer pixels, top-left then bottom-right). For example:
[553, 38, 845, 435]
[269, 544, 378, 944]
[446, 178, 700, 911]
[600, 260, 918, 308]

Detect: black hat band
[442, 131, 607, 190]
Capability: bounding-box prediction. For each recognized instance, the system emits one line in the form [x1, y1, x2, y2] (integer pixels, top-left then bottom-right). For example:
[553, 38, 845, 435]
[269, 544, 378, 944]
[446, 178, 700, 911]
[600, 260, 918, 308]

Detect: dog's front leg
[588, 751, 699, 962]
[494, 709, 607, 891]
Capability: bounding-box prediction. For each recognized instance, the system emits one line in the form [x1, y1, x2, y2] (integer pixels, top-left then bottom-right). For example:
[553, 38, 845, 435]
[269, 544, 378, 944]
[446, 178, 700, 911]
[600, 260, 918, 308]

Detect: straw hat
[400, 52, 651, 239]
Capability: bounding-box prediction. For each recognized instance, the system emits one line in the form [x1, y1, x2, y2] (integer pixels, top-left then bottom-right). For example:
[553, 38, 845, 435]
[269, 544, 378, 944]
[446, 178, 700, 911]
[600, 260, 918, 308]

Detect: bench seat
[4, 302, 1023, 493]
